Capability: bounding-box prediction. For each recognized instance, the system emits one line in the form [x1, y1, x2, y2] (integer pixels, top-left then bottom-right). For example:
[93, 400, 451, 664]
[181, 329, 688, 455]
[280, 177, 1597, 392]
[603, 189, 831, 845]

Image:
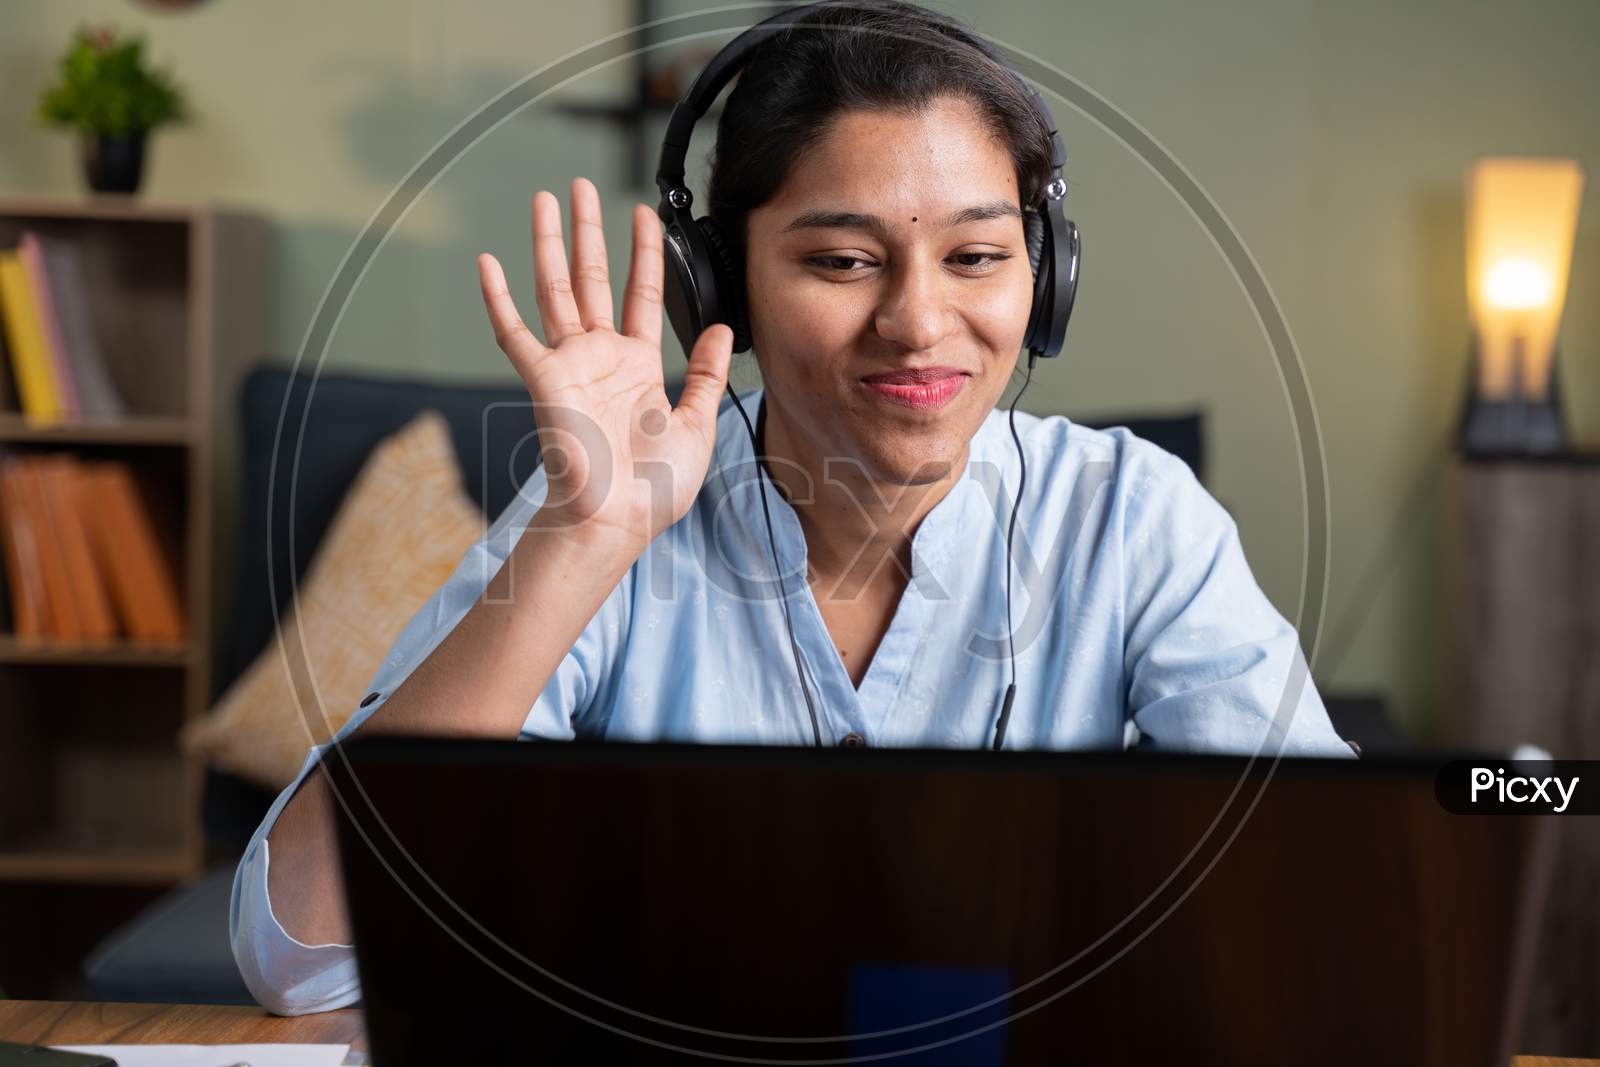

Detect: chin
[856, 425, 968, 486]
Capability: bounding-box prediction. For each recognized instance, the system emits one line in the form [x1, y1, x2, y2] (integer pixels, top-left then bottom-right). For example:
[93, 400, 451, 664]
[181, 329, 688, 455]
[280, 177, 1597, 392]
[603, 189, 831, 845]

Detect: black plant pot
[82, 131, 147, 194]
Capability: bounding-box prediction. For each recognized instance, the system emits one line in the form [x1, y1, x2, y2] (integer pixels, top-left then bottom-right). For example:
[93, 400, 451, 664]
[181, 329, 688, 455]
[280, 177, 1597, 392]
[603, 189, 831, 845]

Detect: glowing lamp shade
[1465, 157, 1585, 403]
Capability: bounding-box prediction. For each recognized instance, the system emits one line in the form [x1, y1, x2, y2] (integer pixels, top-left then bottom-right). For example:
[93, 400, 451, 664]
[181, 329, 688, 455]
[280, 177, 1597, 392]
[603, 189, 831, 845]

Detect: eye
[805, 254, 874, 273]
[949, 251, 1012, 273]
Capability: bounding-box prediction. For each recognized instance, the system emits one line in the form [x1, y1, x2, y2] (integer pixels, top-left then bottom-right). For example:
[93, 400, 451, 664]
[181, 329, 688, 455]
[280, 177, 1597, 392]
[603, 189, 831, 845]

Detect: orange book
[77, 460, 185, 644]
[36, 454, 117, 642]
[17, 456, 82, 641]
[0, 457, 50, 639]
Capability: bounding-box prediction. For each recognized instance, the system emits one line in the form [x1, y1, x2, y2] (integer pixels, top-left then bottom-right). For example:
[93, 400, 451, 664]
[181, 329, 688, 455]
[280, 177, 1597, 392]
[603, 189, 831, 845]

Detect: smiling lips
[860, 366, 970, 410]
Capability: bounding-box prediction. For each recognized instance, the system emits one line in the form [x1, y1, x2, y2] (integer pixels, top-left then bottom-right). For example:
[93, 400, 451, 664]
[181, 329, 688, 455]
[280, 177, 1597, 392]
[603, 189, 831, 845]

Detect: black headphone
[654, 1, 1081, 750]
[655, 1, 1079, 361]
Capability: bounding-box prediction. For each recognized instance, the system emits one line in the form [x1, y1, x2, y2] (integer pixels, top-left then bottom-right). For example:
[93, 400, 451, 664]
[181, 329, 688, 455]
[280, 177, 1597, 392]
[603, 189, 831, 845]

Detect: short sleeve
[1116, 438, 1355, 758]
[230, 457, 634, 1014]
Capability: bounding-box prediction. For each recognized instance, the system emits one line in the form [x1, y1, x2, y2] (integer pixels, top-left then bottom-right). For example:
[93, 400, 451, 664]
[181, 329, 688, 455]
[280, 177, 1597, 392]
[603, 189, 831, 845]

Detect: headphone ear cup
[697, 215, 753, 353]
[1023, 209, 1045, 278]
[660, 220, 706, 358]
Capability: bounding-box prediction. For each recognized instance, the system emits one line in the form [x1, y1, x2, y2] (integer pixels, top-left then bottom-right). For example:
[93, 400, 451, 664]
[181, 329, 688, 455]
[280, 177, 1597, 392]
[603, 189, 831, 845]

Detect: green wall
[3, 0, 1596, 738]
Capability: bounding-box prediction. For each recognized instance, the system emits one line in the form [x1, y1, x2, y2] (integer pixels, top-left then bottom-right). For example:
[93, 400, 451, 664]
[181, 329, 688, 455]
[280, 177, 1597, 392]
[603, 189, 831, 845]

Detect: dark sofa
[79, 360, 1232, 1004]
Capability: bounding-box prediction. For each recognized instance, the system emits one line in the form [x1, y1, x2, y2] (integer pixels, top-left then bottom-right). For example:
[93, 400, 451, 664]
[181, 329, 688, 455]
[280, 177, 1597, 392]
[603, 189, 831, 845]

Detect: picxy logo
[1470, 767, 1579, 813]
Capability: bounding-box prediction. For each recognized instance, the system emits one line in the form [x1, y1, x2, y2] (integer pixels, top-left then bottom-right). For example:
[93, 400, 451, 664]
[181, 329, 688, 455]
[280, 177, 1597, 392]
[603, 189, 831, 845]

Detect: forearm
[263, 511, 640, 948]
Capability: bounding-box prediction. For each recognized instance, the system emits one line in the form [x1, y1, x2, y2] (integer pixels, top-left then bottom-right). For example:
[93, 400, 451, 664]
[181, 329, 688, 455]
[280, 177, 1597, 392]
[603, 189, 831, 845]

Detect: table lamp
[1459, 156, 1585, 455]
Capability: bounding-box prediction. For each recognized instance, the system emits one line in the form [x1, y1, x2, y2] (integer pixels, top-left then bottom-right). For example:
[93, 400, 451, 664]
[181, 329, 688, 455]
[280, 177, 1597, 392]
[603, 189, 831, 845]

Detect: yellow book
[0, 251, 63, 421]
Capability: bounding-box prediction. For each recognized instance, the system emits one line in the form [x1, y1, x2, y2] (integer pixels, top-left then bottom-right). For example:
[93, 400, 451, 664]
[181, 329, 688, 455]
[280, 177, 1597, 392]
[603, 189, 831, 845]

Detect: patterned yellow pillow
[182, 409, 486, 791]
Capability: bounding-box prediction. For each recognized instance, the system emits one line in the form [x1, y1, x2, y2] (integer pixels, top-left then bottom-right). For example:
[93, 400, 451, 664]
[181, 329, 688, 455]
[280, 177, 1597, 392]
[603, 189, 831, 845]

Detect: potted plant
[36, 26, 189, 194]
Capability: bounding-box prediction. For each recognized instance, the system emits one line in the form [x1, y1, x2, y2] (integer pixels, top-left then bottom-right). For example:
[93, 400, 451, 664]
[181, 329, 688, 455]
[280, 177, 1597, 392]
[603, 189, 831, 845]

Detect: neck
[756, 391, 965, 596]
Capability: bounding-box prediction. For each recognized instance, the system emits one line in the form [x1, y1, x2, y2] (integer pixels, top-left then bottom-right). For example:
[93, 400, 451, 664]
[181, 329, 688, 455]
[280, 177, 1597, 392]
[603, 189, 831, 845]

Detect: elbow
[230, 910, 362, 1016]
[238, 957, 360, 1017]
[230, 842, 362, 1016]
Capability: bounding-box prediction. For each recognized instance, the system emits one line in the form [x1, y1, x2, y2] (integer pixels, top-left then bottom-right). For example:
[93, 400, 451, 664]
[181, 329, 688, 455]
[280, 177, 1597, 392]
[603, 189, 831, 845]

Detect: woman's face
[745, 93, 1036, 489]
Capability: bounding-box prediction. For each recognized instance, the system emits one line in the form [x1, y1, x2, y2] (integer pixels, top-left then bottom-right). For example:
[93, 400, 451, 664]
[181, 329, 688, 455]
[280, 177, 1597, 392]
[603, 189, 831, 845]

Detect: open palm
[477, 177, 733, 554]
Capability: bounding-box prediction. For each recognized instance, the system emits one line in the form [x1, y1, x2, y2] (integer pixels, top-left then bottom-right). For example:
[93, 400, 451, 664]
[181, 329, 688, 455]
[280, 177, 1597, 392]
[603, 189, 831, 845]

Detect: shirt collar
[708, 386, 1002, 576]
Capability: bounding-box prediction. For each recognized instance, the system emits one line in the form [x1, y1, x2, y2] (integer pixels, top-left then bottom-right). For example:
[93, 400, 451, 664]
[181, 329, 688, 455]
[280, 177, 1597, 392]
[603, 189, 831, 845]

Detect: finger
[621, 202, 665, 349]
[568, 177, 615, 332]
[672, 323, 734, 440]
[477, 253, 549, 367]
[532, 190, 584, 346]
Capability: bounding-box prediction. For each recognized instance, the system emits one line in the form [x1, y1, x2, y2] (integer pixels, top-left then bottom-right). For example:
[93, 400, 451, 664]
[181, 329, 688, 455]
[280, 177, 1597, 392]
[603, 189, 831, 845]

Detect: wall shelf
[0, 414, 194, 446]
[0, 635, 193, 667]
[0, 842, 196, 887]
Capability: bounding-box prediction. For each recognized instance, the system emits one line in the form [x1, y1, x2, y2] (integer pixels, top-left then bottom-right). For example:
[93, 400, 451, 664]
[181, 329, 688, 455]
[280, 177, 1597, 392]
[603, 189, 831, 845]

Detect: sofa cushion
[184, 409, 487, 791]
[204, 363, 686, 851]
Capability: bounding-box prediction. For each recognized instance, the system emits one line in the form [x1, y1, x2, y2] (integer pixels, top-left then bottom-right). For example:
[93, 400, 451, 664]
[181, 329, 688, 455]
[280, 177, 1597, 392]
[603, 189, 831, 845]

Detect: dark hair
[705, 0, 1055, 267]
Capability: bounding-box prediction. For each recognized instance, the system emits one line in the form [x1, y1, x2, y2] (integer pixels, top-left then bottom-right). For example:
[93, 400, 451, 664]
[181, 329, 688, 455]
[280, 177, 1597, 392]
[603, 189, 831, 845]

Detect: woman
[232, 0, 1355, 1016]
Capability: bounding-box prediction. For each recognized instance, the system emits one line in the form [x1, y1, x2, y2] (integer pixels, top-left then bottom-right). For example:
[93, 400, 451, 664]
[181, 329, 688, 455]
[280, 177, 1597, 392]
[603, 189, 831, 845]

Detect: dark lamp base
[1459, 396, 1566, 456]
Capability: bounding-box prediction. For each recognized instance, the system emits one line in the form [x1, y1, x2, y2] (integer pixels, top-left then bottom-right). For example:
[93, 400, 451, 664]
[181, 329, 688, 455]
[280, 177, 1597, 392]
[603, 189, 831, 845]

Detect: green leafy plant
[36, 26, 188, 137]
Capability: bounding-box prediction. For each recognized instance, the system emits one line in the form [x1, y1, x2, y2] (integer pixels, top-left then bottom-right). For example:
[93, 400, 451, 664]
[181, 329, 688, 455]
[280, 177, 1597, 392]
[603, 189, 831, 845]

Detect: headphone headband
[657, 3, 1068, 202]
[656, 5, 820, 194]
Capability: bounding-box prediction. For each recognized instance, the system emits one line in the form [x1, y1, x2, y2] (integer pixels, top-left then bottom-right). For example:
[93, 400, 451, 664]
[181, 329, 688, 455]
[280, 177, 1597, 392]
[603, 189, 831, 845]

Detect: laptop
[327, 737, 1555, 1066]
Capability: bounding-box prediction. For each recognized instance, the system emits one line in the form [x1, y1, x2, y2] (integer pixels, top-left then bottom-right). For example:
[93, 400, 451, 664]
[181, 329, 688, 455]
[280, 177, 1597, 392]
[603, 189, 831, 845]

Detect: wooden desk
[0, 1000, 363, 1049]
[0, 1000, 1595, 1065]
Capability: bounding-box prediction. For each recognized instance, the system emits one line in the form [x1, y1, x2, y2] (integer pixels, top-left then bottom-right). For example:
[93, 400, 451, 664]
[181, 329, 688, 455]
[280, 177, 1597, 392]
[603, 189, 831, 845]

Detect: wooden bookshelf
[0, 197, 263, 905]
[0, 413, 195, 445]
[0, 842, 195, 886]
[0, 634, 193, 666]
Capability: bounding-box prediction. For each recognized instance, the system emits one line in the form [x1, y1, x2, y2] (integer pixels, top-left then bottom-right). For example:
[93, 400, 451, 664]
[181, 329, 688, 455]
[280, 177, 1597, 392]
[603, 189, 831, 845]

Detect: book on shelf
[0, 452, 185, 647]
[15, 454, 79, 639]
[0, 457, 47, 639]
[0, 250, 64, 421]
[81, 458, 186, 644]
[0, 232, 129, 424]
[38, 454, 117, 641]
[18, 233, 81, 417]
[35, 233, 128, 419]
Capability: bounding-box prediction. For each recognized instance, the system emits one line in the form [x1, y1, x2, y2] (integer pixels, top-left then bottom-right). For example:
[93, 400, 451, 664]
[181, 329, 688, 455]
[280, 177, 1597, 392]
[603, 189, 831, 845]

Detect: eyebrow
[779, 200, 1022, 236]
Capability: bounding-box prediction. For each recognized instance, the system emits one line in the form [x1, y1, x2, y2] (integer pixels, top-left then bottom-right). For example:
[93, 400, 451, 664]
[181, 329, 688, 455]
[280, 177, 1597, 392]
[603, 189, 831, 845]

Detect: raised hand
[477, 177, 734, 555]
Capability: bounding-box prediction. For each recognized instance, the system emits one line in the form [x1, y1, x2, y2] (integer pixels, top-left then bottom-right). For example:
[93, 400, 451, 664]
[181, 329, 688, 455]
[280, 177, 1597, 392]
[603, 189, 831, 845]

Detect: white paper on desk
[51, 1044, 352, 1067]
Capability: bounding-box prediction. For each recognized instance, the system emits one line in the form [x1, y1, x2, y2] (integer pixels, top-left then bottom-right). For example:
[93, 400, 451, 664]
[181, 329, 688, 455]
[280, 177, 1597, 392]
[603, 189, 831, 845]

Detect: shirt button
[360, 691, 381, 707]
[839, 732, 867, 748]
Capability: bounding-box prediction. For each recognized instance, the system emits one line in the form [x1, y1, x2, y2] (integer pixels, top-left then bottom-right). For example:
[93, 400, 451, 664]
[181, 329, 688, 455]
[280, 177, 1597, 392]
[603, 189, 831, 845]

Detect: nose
[873, 254, 955, 352]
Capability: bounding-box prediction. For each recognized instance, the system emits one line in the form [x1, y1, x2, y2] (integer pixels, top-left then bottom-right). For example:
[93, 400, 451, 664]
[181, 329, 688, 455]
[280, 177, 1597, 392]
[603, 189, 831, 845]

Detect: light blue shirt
[230, 385, 1355, 1015]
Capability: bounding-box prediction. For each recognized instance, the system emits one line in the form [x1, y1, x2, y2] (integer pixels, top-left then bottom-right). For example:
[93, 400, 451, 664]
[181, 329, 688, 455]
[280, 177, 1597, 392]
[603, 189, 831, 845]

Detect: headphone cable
[725, 384, 826, 747]
[992, 349, 1038, 750]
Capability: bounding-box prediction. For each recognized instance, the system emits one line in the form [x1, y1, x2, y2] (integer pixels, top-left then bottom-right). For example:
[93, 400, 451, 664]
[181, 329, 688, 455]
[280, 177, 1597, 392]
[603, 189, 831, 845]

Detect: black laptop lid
[327, 739, 1553, 1067]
